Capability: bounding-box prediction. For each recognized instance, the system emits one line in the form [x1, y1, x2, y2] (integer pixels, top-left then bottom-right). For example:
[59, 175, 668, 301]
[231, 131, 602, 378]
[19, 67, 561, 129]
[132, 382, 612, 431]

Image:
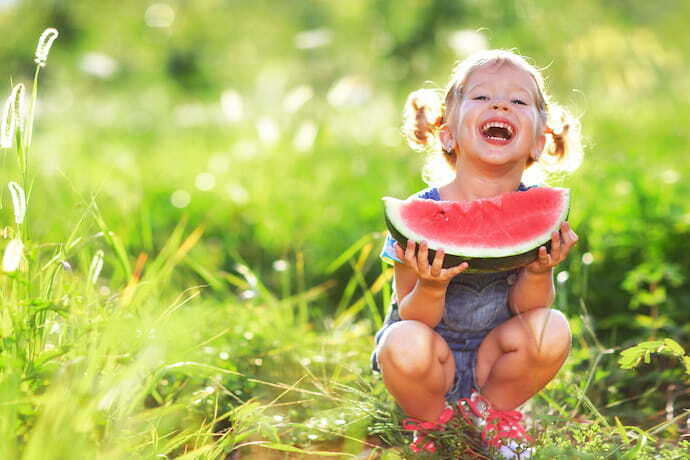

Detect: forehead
[464, 62, 539, 95]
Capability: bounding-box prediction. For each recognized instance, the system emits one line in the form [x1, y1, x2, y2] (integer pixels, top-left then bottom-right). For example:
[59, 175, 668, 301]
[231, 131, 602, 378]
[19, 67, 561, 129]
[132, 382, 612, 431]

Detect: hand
[395, 240, 470, 288]
[525, 222, 579, 274]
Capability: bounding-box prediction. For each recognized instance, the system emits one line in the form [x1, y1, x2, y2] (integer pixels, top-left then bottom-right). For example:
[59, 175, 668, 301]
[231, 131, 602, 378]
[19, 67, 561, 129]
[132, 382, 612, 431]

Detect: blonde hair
[402, 49, 583, 185]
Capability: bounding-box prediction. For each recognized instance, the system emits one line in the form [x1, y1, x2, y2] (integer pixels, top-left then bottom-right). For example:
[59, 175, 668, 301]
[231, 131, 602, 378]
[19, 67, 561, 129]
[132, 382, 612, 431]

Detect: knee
[524, 308, 571, 364]
[378, 320, 437, 378]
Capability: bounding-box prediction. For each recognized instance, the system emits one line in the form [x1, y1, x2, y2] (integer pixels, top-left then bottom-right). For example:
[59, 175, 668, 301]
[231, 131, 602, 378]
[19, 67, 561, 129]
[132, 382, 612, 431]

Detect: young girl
[371, 49, 582, 456]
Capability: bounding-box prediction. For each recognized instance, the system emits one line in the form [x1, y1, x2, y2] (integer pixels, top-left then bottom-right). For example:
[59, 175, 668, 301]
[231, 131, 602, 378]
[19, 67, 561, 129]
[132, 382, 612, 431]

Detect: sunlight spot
[203, 347, 215, 354]
[174, 103, 207, 127]
[582, 252, 594, 265]
[314, 355, 326, 363]
[295, 28, 332, 49]
[447, 29, 488, 56]
[614, 180, 631, 195]
[226, 184, 249, 205]
[273, 259, 289, 272]
[334, 419, 346, 426]
[240, 289, 256, 300]
[233, 141, 258, 160]
[145, 3, 175, 28]
[79, 52, 119, 79]
[293, 121, 318, 152]
[219, 351, 229, 360]
[220, 89, 244, 122]
[253, 358, 263, 366]
[327, 76, 371, 107]
[256, 116, 280, 145]
[307, 434, 318, 440]
[661, 169, 680, 184]
[273, 415, 284, 423]
[208, 154, 230, 173]
[557, 271, 569, 284]
[300, 358, 311, 366]
[283, 85, 313, 112]
[170, 190, 191, 208]
[195, 172, 216, 191]
[243, 331, 254, 340]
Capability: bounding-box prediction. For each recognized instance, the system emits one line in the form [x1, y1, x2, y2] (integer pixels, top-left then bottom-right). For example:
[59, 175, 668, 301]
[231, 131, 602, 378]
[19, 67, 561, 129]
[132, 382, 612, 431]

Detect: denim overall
[371, 186, 524, 402]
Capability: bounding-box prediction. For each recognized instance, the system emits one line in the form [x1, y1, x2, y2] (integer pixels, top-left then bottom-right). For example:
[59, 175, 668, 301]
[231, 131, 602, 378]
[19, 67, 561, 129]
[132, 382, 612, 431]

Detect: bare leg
[377, 320, 456, 421]
[474, 308, 571, 411]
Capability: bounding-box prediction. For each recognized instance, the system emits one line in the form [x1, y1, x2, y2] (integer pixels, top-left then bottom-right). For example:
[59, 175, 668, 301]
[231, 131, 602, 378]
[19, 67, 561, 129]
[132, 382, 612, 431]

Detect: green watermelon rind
[383, 188, 570, 273]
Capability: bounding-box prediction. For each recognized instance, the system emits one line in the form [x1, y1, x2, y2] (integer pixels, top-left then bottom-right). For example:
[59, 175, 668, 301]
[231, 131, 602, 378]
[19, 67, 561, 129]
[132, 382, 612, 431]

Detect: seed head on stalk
[2, 238, 24, 272]
[8, 182, 26, 225]
[0, 93, 15, 148]
[89, 250, 105, 285]
[34, 28, 59, 67]
[11, 83, 26, 134]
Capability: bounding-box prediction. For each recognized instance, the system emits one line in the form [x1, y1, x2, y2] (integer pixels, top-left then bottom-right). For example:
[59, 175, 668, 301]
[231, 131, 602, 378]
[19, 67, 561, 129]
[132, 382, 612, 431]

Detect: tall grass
[1, 22, 688, 460]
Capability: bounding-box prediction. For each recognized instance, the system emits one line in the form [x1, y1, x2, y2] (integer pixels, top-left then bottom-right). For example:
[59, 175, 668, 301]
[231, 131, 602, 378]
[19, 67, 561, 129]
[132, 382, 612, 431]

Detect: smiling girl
[371, 49, 583, 457]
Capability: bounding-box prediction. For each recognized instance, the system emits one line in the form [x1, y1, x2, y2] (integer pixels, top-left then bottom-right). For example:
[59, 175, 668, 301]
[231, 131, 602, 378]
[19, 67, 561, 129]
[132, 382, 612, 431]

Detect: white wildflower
[88, 249, 104, 284]
[7, 182, 26, 224]
[34, 28, 59, 67]
[2, 238, 23, 272]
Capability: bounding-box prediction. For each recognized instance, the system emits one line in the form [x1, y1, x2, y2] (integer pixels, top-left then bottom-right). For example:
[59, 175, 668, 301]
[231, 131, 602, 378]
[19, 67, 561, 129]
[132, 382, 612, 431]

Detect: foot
[402, 403, 455, 453]
[457, 391, 534, 455]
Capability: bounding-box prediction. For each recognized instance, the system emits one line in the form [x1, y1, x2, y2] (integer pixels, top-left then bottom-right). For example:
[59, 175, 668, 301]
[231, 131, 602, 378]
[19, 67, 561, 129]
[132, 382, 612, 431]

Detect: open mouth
[480, 119, 515, 144]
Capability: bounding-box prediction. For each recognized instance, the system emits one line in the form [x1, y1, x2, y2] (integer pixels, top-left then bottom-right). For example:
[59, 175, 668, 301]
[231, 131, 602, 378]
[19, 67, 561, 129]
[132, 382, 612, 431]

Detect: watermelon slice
[383, 187, 570, 272]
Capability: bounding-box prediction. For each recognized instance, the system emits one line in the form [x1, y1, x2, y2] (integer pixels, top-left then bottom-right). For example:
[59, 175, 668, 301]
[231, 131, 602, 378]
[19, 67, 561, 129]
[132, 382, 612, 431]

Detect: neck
[440, 158, 525, 201]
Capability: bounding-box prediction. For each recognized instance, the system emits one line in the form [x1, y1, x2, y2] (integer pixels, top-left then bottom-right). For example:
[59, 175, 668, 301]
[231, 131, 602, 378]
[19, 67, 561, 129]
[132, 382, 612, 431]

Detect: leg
[377, 320, 456, 421]
[474, 308, 571, 411]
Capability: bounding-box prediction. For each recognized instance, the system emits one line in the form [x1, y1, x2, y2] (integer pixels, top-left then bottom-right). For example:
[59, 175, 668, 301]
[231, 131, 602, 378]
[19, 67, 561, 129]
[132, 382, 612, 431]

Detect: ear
[439, 124, 455, 151]
[532, 131, 546, 160]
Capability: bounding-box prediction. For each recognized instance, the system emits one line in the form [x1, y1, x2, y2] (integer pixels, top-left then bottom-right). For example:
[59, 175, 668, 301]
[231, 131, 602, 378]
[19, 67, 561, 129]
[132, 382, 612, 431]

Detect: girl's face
[443, 62, 546, 169]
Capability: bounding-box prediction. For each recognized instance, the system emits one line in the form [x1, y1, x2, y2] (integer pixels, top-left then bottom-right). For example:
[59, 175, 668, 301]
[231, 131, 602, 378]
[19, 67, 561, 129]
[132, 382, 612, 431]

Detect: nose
[492, 100, 509, 111]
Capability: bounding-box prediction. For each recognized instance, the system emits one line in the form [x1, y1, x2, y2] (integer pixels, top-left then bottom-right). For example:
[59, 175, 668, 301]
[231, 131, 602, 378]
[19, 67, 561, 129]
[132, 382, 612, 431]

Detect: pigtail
[535, 103, 584, 175]
[402, 89, 444, 151]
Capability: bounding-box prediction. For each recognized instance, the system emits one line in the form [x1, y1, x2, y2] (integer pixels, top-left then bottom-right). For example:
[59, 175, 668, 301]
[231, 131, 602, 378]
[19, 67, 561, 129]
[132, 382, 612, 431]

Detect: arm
[393, 240, 469, 328]
[509, 222, 578, 314]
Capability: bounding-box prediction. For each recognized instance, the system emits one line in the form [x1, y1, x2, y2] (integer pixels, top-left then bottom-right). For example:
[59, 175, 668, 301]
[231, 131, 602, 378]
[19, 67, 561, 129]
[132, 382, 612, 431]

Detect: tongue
[485, 126, 511, 140]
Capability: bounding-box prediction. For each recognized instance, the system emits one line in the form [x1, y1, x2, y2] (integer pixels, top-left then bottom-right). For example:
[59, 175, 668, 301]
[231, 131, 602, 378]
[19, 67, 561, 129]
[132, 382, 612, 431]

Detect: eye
[511, 99, 527, 105]
[472, 95, 488, 101]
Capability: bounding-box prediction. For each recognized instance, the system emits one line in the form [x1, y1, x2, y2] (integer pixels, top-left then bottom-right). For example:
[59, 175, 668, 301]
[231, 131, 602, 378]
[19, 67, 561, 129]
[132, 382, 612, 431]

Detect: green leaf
[662, 338, 685, 357]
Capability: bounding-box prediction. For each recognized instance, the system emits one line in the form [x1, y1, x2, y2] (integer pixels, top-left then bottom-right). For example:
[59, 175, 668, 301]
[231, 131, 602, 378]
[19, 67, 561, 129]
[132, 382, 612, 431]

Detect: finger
[394, 242, 404, 259]
[551, 230, 561, 259]
[418, 241, 430, 273]
[430, 247, 444, 277]
[538, 245, 549, 263]
[446, 261, 469, 277]
[404, 240, 417, 269]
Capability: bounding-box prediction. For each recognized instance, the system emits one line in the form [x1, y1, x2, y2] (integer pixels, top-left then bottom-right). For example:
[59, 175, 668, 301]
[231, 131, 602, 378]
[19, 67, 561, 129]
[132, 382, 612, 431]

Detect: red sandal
[458, 391, 534, 454]
[401, 403, 455, 453]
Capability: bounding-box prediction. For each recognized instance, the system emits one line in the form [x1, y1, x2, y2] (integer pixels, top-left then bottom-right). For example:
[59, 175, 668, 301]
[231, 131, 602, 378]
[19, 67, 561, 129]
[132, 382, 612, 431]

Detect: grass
[1, 6, 689, 458]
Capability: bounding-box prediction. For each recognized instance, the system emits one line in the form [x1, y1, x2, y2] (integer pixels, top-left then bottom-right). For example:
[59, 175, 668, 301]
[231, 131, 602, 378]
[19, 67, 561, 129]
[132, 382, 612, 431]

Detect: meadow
[0, 0, 688, 458]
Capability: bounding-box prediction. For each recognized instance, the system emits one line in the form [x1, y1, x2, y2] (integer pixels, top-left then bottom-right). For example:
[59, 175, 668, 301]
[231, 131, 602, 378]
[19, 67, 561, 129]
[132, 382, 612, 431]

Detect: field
[0, 1, 688, 458]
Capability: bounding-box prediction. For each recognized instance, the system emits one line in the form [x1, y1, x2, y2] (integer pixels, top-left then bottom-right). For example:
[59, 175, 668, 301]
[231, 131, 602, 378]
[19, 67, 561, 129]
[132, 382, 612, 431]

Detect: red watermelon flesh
[383, 187, 570, 267]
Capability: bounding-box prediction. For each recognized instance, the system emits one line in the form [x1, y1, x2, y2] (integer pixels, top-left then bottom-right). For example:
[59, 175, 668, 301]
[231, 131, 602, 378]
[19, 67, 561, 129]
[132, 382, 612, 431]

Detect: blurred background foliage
[1, 0, 689, 456]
